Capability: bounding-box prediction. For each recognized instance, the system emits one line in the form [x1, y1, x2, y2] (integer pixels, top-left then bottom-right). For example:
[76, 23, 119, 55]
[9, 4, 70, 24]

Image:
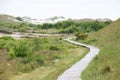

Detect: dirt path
[57, 38, 100, 80]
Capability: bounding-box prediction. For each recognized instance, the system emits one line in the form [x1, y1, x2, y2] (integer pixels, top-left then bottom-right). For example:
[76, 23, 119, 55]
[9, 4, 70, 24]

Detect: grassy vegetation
[0, 36, 88, 80]
[1, 14, 117, 80]
[0, 14, 111, 34]
[81, 19, 120, 80]
[10, 48, 88, 80]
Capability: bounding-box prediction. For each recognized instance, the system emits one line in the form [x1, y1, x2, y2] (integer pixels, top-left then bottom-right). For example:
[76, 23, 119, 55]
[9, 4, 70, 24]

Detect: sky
[0, 0, 120, 20]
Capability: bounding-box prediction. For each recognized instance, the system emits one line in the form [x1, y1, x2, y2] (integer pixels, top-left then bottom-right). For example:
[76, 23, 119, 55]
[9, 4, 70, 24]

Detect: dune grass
[10, 48, 88, 80]
[81, 19, 120, 80]
[0, 35, 88, 80]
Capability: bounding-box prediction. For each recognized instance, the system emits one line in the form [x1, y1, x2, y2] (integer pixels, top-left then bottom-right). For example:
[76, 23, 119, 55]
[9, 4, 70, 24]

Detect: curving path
[57, 38, 100, 80]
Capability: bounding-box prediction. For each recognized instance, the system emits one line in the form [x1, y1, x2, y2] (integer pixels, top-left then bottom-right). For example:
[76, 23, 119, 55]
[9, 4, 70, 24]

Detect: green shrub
[4, 40, 15, 51]
[16, 17, 23, 21]
[76, 32, 88, 40]
[14, 40, 33, 57]
[0, 39, 6, 49]
[50, 46, 60, 50]
[0, 36, 14, 49]
[8, 48, 15, 59]
[101, 65, 111, 74]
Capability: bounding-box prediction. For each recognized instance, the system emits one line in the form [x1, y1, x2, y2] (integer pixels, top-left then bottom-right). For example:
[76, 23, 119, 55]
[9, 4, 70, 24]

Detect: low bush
[0, 39, 6, 49]
[16, 17, 23, 21]
[8, 48, 15, 59]
[101, 65, 111, 74]
[14, 40, 33, 57]
[49, 46, 60, 50]
[76, 32, 88, 40]
[0, 36, 14, 49]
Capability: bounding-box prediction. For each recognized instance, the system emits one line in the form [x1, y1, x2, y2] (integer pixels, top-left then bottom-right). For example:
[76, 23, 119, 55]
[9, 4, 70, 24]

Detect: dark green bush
[101, 65, 111, 74]
[16, 17, 23, 21]
[50, 46, 60, 50]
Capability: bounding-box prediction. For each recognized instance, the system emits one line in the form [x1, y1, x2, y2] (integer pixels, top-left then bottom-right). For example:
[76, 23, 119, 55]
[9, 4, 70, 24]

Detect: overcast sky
[0, 0, 120, 20]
